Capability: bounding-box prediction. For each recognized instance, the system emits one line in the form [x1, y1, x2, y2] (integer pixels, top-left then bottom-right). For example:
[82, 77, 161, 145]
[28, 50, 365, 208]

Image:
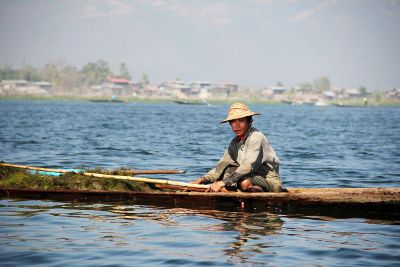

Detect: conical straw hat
[220, 103, 260, 124]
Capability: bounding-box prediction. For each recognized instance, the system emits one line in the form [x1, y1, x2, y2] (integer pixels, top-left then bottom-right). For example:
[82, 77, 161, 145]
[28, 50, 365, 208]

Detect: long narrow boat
[1, 187, 399, 220]
[1, 163, 399, 219]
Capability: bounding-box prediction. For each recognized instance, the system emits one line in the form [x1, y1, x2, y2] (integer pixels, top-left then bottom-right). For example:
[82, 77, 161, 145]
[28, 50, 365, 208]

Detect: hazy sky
[1, 0, 399, 89]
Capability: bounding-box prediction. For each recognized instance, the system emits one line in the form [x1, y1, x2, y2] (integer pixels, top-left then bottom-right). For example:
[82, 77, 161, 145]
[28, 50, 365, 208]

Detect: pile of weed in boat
[0, 165, 155, 192]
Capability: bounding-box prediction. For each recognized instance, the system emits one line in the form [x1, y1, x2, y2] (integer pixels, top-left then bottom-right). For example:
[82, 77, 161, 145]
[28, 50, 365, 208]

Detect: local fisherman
[192, 103, 282, 192]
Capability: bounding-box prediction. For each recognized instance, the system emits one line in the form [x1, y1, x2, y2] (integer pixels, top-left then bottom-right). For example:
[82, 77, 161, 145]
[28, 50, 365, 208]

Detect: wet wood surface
[1, 187, 398, 211]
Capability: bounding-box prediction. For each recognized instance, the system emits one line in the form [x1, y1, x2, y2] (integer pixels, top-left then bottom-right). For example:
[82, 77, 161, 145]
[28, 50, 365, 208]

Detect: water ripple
[1, 101, 400, 266]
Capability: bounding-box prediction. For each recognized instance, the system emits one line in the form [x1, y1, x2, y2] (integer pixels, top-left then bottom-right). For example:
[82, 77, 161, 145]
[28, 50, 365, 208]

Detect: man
[192, 103, 282, 193]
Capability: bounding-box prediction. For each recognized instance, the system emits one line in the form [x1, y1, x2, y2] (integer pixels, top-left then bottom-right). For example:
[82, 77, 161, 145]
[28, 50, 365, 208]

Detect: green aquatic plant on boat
[0, 166, 155, 192]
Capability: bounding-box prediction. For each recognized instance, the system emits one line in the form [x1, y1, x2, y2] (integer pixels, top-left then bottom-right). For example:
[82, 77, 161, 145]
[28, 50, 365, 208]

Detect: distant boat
[315, 100, 329, 106]
[281, 100, 293, 105]
[281, 100, 303, 105]
[88, 97, 125, 103]
[88, 95, 125, 103]
[333, 103, 361, 108]
[283, 100, 329, 106]
[89, 99, 124, 103]
[303, 102, 316, 106]
[174, 99, 210, 106]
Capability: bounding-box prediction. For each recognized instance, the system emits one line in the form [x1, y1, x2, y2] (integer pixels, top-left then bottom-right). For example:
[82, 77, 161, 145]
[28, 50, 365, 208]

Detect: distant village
[1, 77, 399, 106]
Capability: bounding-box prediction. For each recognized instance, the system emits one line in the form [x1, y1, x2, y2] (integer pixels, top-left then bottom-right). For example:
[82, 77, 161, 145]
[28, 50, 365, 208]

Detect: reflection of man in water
[108, 204, 284, 262]
[192, 103, 282, 193]
[197, 210, 284, 260]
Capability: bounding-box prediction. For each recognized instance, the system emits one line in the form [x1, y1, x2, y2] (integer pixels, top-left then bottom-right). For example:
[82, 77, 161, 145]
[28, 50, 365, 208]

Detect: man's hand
[206, 181, 226, 192]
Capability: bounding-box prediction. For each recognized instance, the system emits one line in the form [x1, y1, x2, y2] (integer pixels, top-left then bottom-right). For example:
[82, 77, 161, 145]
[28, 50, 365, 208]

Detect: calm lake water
[0, 100, 399, 266]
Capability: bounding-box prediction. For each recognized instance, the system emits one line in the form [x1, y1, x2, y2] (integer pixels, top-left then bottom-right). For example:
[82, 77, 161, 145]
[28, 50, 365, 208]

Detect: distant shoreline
[1, 95, 399, 106]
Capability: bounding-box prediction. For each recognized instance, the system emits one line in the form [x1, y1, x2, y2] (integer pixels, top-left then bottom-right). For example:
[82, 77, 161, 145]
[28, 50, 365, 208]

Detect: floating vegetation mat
[0, 165, 156, 192]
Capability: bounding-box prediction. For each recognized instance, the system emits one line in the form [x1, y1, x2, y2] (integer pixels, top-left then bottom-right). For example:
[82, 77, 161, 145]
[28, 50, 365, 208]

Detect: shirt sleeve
[202, 149, 235, 183]
[223, 134, 264, 186]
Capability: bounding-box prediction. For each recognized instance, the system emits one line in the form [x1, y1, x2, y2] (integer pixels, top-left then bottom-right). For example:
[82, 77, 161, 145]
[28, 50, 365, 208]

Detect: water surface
[1, 100, 399, 187]
[0, 100, 399, 266]
[0, 199, 399, 266]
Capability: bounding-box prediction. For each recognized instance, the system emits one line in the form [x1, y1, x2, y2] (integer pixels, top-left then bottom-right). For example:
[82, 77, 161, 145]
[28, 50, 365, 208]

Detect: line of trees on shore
[0, 60, 392, 98]
[0, 60, 133, 93]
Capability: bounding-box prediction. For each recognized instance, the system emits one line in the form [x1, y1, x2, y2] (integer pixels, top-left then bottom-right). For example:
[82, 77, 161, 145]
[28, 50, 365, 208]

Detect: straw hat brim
[220, 111, 260, 124]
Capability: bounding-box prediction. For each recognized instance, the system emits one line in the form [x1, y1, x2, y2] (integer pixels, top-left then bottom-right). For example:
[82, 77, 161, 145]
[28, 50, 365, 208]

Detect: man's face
[229, 117, 251, 137]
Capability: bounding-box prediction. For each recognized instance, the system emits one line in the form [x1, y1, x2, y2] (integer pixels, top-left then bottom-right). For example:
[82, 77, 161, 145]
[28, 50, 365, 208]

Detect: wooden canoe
[1, 187, 399, 220]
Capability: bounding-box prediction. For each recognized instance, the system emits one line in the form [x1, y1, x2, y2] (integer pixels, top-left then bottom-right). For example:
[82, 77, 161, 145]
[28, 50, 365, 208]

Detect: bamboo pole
[0, 162, 209, 190]
[1, 163, 74, 174]
[113, 169, 187, 175]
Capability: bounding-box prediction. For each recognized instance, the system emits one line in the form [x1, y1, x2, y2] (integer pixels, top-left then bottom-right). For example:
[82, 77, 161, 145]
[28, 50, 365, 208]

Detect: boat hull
[1, 187, 399, 220]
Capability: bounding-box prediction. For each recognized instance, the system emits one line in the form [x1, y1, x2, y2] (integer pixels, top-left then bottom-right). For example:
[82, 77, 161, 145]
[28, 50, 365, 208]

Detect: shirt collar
[236, 127, 254, 143]
[237, 135, 245, 141]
